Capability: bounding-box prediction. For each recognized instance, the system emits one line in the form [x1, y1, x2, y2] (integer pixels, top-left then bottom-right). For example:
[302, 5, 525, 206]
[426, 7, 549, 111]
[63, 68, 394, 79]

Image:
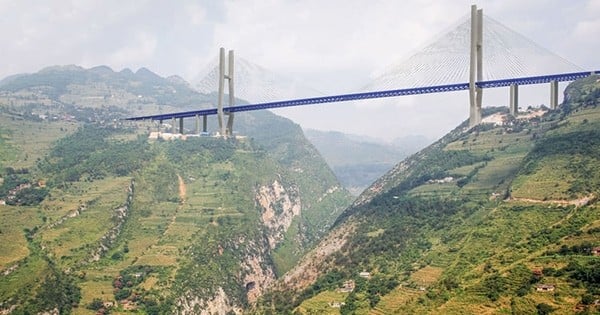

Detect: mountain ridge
[258, 75, 600, 314]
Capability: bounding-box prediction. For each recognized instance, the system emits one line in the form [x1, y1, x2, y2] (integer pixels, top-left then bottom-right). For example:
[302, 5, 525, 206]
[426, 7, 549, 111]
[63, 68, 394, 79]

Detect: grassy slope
[288, 77, 600, 315]
[0, 118, 352, 314]
[0, 65, 353, 313]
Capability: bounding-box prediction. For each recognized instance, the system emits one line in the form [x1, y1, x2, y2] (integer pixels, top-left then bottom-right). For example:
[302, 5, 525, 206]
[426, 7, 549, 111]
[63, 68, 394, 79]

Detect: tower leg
[469, 5, 483, 127]
[217, 47, 226, 136]
[475, 9, 483, 125]
[226, 50, 235, 136]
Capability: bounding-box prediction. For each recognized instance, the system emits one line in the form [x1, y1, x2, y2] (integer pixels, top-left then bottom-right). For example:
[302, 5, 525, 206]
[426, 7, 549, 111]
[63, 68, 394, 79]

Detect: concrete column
[550, 80, 559, 109]
[203, 115, 207, 133]
[469, 5, 483, 127]
[179, 118, 184, 134]
[226, 50, 235, 136]
[510, 84, 519, 116]
[195, 114, 200, 134]
[171, 117, 176, 134]
[217, 47, 226, 136]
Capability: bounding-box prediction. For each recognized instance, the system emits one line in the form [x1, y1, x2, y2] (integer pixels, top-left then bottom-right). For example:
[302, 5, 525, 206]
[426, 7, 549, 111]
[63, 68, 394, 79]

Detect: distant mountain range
[304, 129, 431, 194]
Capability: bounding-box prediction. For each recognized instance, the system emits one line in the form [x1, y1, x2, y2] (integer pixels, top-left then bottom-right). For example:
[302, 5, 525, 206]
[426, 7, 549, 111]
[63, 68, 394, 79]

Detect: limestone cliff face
[256, 179, 302, 250]
[241, 240, 277, 304]
[177, 288, 241, 315]
[279, 223, 355, 292]
[172, 180, 306, 313]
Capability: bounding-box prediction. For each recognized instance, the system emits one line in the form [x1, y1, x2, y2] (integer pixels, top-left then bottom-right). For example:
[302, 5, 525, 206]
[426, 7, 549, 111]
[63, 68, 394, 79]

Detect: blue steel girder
[477, 71, 595, 88]
[124, 70, 598, 122]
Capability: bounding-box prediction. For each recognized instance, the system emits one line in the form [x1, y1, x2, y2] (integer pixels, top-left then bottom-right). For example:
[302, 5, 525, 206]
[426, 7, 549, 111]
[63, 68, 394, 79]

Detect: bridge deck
[125, 70, 597, 122]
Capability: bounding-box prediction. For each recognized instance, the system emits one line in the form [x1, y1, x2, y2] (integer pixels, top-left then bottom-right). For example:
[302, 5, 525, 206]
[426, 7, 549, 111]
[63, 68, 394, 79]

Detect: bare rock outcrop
[256, 180, 301, 249]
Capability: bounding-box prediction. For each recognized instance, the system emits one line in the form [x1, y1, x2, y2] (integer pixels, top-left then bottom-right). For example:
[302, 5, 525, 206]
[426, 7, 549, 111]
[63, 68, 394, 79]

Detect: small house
[359, 271, 371, 279]
[536, 284, 555, 292]
[591, 247, 600, 256]
[339, 280, 355, 293]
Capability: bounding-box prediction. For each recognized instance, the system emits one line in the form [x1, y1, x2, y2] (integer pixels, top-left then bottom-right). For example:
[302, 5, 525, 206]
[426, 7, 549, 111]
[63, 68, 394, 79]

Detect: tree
[536, 303, 554, 315]
[87, 298, 104, 310]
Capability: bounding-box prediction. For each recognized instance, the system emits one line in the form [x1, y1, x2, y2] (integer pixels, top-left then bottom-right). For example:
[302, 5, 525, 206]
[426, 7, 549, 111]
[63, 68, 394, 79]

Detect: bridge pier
[179, 118, 184, 134]
[171, 117, 176, 134]
[550, 80, 559, 109]
[195, 114, 208, 134]
[510, 84, 519, 115]
[195, 114, 200, 134]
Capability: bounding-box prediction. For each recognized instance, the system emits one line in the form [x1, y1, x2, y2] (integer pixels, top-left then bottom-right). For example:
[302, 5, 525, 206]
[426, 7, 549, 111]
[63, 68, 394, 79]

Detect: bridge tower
[217, 47, 235, 136]
[469, 4, 483, 127]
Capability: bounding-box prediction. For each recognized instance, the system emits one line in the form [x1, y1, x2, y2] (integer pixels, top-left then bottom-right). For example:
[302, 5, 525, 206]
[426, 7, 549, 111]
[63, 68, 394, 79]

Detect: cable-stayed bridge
[126, 5, 598, 136]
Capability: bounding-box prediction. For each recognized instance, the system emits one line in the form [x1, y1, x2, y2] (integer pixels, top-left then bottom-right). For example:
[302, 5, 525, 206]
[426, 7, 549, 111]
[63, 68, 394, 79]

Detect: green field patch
[134, 253, 178, 266]
[449, 163, 484, 177]
[409, 182, 458, 197]
[367, 228, 385, 238]
[41, 177, 131, 224]
[0, 205, 40, 269]
[39, 178, 131, 264]
[0, 115, 79, 169]
[295, 290, 349, 314]
[463, 153, 525, 193]
[410, 265, 444, 286]
[511, 156, 575, 200]
[372, 286, 424, 314]
[0, 254, 49, 302]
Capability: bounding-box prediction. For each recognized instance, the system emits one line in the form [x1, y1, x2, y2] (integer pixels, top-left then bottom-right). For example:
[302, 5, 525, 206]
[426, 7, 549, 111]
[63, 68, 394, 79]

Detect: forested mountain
[258, 76, 600, 314]
[0, 66, 353, 314]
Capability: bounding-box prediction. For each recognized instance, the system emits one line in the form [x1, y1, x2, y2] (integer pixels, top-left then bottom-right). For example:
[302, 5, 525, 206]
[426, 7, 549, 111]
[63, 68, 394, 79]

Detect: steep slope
[0, 66, 353, 314]
[260, 75, 600, 314]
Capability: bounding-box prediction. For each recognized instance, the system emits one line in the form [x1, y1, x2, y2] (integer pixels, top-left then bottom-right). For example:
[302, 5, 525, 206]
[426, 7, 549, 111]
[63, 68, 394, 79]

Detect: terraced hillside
[259, 75, 600, 314]
[0, 66, 353, 314]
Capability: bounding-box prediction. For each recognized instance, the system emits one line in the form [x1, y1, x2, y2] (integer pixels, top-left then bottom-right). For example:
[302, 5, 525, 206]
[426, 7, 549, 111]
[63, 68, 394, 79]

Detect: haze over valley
[1, 1, 600, 314]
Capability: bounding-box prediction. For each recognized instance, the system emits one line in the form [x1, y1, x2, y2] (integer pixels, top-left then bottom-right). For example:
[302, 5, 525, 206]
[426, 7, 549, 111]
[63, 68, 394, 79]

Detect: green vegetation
[0, 65, 352, 314]
[260, 77, 600, 314]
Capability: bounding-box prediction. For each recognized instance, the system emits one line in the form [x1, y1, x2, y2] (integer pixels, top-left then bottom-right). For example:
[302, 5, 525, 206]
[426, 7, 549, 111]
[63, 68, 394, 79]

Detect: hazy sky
[1, 0, 599, 141]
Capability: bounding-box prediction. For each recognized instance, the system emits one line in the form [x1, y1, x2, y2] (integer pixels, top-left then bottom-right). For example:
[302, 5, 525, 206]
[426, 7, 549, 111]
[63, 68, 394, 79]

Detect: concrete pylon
[469, 5, 483, 128]
[216, 48, 235, 137]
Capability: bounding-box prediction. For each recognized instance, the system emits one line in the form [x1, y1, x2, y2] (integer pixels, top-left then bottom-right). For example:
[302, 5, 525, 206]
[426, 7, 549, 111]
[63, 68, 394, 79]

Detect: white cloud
[186, 3, 207, 26]
[0, 0, 598, 140]
[108, 32, 158, 69]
